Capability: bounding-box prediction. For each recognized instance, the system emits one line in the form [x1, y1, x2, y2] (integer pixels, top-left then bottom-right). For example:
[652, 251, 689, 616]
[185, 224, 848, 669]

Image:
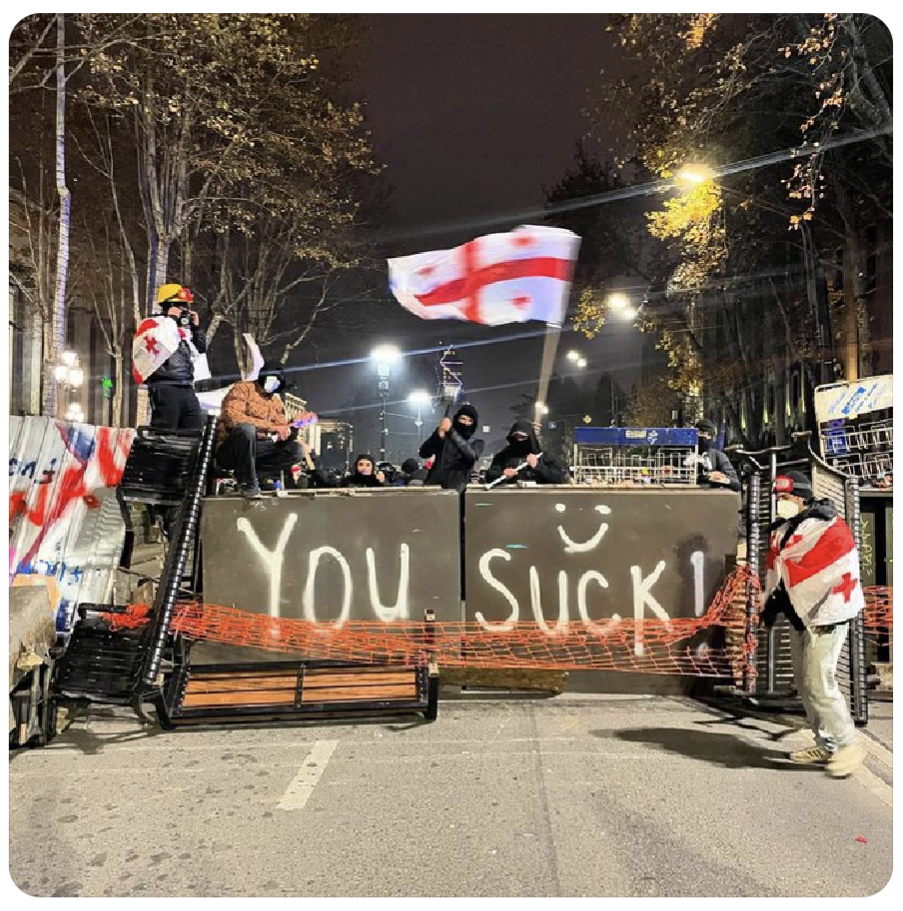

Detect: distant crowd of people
[134, 280, 743, 499]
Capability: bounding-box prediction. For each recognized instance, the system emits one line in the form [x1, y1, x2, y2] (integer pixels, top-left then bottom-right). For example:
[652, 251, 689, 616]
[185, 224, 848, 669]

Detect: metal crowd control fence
[732, 434, 868, 724]
[572, 427, 699, 486]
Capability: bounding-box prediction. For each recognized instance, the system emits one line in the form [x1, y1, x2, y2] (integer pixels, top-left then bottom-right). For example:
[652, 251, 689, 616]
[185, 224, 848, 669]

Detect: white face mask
[263, 376, 280, 394]
[775, 499, 801, 520]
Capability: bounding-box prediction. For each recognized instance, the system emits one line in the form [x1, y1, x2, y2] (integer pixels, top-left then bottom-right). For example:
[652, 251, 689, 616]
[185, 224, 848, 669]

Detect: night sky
[293, 13, 645, 456]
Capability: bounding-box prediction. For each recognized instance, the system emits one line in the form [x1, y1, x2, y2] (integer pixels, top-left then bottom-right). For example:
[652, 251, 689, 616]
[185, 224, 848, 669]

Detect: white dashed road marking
[277, 740, 338, 811]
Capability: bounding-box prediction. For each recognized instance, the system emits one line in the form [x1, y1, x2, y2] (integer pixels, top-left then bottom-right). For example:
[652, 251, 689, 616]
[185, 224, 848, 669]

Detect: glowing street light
[408, 389, 430, 441]
[576, 357, 587, 368]
[566, 350, 580, 363]
[607, 292, 630, 311]
[372, 344, 402, 460]
[676, 165, 713, 186]
[371, 344, 402, 371]
[622, 306, 637, 320]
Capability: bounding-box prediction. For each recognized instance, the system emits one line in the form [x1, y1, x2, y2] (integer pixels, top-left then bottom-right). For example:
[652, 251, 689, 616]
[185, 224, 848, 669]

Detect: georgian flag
[388, 224, 581, 327]
[131, 316, 193, 383]
[763, 515, 865, 627]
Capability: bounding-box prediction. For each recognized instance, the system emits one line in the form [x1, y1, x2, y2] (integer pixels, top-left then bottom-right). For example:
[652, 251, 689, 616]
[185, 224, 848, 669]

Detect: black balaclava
[507, 418, 540, 457]
[257, 360, 286, 396]
[452, 403, 479, 440]
[696, 419, 717, 453]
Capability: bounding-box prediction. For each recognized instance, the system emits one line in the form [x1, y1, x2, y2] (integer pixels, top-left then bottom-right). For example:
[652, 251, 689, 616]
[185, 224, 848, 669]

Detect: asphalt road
[8, 694, 893, 898]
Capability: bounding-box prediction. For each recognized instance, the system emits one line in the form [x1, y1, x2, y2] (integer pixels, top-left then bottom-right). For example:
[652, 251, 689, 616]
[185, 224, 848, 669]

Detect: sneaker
[826, 740, 866, 779]
[787, 745, 832, 765]
[239, 483, 262, 499]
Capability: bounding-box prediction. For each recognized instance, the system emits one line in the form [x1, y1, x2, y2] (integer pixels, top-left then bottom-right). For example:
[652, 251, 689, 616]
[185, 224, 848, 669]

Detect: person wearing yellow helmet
[141, 282, 208, 430]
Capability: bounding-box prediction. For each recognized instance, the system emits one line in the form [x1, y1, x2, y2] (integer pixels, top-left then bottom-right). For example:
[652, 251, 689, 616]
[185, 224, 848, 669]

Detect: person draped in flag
[760, 470, 866, 778]
[134, 283, 208, 431]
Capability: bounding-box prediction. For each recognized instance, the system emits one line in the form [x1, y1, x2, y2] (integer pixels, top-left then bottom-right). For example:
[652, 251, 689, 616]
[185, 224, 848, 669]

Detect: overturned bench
[166, 659, 438, 727]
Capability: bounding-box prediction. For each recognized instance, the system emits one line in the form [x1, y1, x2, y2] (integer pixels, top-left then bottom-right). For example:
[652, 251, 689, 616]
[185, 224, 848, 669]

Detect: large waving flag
[131, 316, 185, 383]
[764, 515, 865, 627]
[388, 224, 581, 327]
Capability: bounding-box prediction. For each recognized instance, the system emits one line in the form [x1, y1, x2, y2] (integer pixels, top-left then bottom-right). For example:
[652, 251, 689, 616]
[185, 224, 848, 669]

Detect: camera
[173, 307, 192, 328]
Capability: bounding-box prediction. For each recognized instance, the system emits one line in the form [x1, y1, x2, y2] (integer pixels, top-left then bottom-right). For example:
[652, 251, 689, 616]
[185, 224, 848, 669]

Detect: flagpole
[535, 322, 563, 436]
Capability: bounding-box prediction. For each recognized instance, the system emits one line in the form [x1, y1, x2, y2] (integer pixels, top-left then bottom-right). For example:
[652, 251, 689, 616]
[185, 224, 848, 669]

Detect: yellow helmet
[155, 283, 194, 305]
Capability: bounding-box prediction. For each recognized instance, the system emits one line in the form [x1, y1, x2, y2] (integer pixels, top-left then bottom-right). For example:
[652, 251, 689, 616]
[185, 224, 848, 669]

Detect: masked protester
[694, 419, 740, 491]
[393, 458, 428, 487]
[214, 361, 310, 498]
[141, 283, 207, 431]
[341, 454, 386, 488]
[484, 418, 568, 485]
[419, 403, 484, 493]
[760, 470, 867, 778]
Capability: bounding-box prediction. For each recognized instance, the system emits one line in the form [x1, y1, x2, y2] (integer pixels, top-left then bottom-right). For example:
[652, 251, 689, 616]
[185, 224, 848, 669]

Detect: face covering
[453, 418, 475, 439]
[698, 437, 712, 453]
[263, 376, 281, 394]
[776, 499, 801, 520]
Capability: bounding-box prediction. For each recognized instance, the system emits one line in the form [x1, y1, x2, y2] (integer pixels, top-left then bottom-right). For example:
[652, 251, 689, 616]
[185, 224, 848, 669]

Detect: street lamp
[408, 389, 431, 442]
[55, 349, 85, 422]
[566, 350, 580, 363]
[607, 292, 630, 312]
[576, 357, 587, 368]
[676, 164, 713, 186]
[372, 345, 402, 461]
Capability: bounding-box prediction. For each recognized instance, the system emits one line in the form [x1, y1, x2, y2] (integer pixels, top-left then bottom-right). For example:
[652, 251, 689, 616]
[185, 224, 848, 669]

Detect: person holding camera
[141, 283, 208, 431]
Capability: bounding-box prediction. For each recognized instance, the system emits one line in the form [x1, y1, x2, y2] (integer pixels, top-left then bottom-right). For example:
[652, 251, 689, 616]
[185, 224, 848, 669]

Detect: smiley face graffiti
[555, 502, 611, 553]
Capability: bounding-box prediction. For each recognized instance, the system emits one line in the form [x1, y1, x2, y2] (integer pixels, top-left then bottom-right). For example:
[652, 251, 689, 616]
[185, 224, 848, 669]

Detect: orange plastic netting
[111, 566, 763, 679]
[108, 572, 892, 679]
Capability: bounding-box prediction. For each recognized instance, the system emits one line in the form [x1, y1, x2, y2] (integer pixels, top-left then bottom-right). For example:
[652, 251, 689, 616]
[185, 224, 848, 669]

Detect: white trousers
[789, 623, 857, 751]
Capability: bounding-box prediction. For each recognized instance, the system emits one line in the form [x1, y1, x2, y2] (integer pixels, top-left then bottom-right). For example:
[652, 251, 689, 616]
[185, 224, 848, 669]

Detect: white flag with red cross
[132, 316, 184, 383]
[763, 515, 865, 627]
[387, 224, 581, 327]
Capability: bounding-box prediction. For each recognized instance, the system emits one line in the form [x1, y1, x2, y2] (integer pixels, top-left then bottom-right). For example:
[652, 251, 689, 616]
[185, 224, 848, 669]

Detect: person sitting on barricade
[419, 403, 484, 493]
[341, 454, 386, 487]
[214, 361, 310, 498]
[484, 418, 569, 486]
[695, 419, 740, 491]
[760, 469, 867, 779]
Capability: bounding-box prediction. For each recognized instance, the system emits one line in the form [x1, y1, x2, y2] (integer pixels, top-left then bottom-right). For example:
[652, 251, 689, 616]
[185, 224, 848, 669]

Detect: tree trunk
[112, 352, 124, 427]
[840, 232, 862, 381]
[44, 13, 70, 418]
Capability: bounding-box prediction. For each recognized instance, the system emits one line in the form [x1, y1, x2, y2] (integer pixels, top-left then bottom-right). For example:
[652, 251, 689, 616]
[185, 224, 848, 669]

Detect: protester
[695, 419, 740, 491]
[760, 469, 867, 778]
[393, 457, 428, 487]
[142, 283, 207, 431]
[214, 361, 309, 498]
[484, 418, 568, 485]
[341, 454, 386, 488]
[419, 403, 484, 493]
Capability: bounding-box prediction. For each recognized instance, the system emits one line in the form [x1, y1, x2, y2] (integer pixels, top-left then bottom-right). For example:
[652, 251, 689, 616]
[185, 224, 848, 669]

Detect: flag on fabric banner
[131, 316, 184, 383]
[764, 514, 865, 627]
[387, 224, 581, 327]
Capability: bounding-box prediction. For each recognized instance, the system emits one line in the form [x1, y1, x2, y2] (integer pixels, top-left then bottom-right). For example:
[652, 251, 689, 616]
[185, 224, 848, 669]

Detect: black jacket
[484, 419, 569, 485]
[419, 410, 484, 494]
[147, 320, 207, 388]
[697, 447, 740, 492]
